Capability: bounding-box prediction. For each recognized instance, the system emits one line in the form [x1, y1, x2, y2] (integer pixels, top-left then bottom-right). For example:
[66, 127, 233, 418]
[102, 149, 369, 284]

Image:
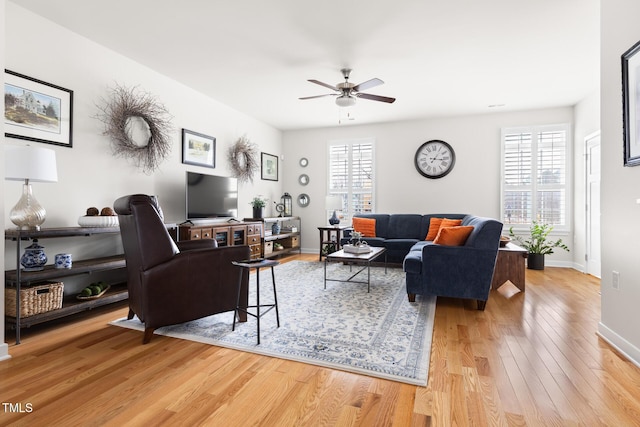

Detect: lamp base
[10, 182, 46, 230]
[328, 210, 340, 225]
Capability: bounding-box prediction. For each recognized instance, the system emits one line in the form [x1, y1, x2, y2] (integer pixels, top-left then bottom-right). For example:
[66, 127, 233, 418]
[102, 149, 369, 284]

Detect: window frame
[327, 138, 375, 223]
[500, 123, 572, 233]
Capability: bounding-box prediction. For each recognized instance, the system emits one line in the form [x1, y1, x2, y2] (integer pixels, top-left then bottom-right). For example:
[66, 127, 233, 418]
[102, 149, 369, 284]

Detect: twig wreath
[228, 136, 259, 183]
[95, 84, 173, 174]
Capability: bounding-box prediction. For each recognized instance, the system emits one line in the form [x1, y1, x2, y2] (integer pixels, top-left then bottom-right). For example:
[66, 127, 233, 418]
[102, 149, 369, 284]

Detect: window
[328, 138, 375, 222]
[501, 124, 571, 231]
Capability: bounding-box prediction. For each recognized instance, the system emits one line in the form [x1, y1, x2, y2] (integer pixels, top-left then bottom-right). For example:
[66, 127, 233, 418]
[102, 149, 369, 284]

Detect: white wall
[2, 4, 283, 352]
[599, 0, 640, 366]
[283, 107, 576, 267]
[573, 90, 601, 272]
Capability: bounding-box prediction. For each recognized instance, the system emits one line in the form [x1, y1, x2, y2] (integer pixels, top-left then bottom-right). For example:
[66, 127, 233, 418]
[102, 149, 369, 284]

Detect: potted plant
[509, 221, 569, 270]
[250, 196, 267, 218]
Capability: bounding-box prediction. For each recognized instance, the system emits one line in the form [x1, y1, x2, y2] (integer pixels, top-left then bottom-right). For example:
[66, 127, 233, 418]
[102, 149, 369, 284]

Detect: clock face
[414, 140, 456, 179]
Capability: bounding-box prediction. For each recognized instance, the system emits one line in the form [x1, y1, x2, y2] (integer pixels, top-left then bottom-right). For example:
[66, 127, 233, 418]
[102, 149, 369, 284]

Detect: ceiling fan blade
[308, 79, 339, 91]
[356, 93, 396, 103]
[353, 78, 384, 92]
[299, 94, 336, 100]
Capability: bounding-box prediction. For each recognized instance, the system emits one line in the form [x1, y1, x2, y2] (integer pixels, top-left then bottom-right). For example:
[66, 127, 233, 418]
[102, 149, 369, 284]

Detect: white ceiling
[10, 0, 600, 131]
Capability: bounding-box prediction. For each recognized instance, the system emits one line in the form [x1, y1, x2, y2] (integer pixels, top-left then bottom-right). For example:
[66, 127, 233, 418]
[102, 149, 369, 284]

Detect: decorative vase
[21, 239, 48, 271]
[54, 253, 73, 269]
[272, 222, 281, 235]
[252, 207, 264, 219]
[527, 253, 545, 270]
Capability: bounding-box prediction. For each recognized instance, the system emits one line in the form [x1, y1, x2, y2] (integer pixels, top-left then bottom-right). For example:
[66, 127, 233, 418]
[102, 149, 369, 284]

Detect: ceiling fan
[299, 68, 396, 107]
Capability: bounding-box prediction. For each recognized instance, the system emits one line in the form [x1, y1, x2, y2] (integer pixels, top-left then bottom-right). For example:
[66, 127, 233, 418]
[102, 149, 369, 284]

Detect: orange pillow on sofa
[433, 225, 474, 246]
[425, 218, 462, 240]
[352, 217, 376, 237]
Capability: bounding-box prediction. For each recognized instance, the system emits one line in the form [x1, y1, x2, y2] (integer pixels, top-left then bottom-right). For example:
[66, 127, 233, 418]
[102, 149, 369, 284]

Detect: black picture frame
[622, 40, 640, 166]
[261, 152, 278, 181]
[182, 128, 216, 168]
[4, 70, 73, 147]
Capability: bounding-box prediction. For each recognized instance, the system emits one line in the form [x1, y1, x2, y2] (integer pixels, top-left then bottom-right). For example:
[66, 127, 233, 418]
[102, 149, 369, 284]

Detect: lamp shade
[325, 195, 342, 210]
[5, 145, 58, 182]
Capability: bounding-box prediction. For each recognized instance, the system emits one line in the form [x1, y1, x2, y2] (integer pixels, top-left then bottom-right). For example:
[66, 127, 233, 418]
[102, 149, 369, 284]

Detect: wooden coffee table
[323, 247, 387, 293]
[491, 242, 528, 292]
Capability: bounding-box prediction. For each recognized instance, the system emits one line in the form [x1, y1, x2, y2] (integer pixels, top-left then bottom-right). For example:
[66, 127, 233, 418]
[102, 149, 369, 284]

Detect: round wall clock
[414, 140, 456, 179]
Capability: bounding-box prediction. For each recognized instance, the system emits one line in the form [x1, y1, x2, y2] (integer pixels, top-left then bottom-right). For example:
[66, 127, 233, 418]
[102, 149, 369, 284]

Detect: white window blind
[328, 139, 375, 222]
[501, 124, 570, 231]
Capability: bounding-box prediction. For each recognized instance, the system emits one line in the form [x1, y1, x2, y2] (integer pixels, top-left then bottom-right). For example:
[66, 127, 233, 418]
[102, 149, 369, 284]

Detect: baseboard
[597, 322, 640, 369]
[0, 343, 10, 362]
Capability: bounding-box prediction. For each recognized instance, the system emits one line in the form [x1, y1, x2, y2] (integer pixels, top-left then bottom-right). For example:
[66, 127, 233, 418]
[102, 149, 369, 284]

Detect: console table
[5, 227, 128, 344]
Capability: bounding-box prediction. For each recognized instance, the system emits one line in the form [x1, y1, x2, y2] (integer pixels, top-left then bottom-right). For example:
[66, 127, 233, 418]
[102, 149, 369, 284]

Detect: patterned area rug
[111, 260, 436, 385]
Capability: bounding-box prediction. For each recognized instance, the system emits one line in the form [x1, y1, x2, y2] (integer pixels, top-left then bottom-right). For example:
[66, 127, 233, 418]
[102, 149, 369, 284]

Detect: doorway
[585, 131, 601, 278]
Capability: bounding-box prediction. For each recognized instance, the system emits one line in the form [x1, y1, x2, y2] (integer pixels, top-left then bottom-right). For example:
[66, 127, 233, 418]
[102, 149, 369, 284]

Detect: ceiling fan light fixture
[335, 95, 356, 107]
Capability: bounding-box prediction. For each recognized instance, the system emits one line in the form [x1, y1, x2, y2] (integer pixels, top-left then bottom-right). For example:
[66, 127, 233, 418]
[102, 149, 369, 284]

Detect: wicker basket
[5, 281, 64, 317]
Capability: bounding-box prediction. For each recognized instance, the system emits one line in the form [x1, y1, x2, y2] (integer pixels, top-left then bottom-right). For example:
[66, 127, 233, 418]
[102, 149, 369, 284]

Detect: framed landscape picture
[182, 128, 216, 168]
[261, 152, 278, 181]
[622, 40, 640, 166]
[4, 70, 73, 147]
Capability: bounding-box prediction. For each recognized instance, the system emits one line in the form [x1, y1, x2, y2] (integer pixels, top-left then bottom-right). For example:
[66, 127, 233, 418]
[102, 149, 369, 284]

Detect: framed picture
[4, 70, 73, 147]
[261, 152, 278, 181]
[182, 128, 215, 168]
[623, 40, 640, 166]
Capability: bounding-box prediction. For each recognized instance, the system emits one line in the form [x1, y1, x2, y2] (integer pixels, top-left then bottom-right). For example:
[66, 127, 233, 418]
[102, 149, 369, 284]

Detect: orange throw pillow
[425, 218, 444, 240]
[425, 218, 462, 240]
[433, 226, 474, 246]
[352, 217, 376, 237]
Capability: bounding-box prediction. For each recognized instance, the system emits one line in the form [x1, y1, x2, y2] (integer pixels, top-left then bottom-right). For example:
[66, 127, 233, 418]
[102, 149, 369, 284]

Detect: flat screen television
[186, 172, 238, 220]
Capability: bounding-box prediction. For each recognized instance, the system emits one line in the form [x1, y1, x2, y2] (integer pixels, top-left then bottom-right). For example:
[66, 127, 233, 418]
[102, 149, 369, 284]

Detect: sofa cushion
[352, 217, 377, 237]
[360, 237, 386, 247]
[385, 239, 420, 254]
[434, 225, 474, 246]
[388, 214, 423, 239]
[353, 214, 390, 238]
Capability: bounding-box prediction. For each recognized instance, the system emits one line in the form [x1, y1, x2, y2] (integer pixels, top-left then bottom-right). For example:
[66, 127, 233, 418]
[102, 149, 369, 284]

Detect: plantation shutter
[328, 139, 375, 222]
[501, 125, 569, 231]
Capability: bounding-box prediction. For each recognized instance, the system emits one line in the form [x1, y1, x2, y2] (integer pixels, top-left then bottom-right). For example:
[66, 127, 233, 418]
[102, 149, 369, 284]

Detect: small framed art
[4, 70, 74, 147]
[622, 40, 640, 166]
[261, 152, 278, 181]
[182, 128, 215, 168]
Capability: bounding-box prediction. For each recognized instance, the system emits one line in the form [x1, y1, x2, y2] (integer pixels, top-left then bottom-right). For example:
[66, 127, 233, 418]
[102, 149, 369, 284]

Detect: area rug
[111, 260, 436, 385]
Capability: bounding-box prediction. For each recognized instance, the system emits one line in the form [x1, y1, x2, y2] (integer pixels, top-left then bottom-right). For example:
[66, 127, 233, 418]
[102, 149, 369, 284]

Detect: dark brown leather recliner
[114, 194, 249, 344]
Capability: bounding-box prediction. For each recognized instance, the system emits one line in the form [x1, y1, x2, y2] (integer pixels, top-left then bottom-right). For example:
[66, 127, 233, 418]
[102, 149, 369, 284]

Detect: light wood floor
[2, 254, 640, 426]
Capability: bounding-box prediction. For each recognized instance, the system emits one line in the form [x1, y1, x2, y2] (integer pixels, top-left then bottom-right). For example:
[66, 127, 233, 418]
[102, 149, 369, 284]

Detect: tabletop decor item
[343, 231, 372, 254]
[228, 135, 259, 183]
[54, 253, 72, 269]
[250, 195, 267, 218]
[20, 239, 47, 271]
[95, 83, 173, 174]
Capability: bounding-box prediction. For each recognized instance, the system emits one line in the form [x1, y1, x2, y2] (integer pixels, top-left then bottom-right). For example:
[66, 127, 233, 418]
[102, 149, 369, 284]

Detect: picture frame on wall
[622, 40, 640, 166]
[261, 152, 278, 181]
[182, 128, 216, 168]
[4, 70, 74, 147]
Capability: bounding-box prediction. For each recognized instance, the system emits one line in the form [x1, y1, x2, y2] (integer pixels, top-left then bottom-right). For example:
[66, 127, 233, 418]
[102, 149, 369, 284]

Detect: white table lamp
[325, 195, 342, 225]
[5, 144, 58, 230]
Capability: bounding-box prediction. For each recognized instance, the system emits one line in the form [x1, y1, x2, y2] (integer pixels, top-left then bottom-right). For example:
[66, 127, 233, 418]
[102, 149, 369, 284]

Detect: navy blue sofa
[342, 213, 503, 310]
